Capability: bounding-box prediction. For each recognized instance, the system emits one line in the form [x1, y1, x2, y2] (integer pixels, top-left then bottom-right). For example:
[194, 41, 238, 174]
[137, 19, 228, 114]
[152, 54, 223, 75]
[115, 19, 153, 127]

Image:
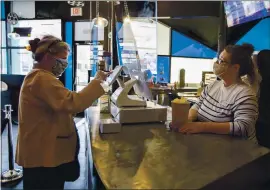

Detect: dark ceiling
[156, 1, 263, 51]
[157, 1, 220, 17]
[124, 1, 262, 51]
[28, 1, 265, 50]
[158, 17, 261, 51]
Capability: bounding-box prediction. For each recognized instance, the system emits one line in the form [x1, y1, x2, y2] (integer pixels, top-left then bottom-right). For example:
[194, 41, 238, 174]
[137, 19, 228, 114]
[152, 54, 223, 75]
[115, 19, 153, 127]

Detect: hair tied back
[28, 38, 41, 53]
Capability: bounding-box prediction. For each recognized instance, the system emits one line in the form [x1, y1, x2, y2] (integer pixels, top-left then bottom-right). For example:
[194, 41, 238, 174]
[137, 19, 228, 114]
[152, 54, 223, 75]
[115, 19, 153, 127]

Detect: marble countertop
[85, 107, 270, 189]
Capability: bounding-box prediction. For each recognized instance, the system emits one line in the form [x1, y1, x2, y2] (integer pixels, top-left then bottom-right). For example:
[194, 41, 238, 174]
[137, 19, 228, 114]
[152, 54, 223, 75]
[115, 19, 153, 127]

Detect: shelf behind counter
[84, 106, 270, 190]
[150, 86, 198, 93]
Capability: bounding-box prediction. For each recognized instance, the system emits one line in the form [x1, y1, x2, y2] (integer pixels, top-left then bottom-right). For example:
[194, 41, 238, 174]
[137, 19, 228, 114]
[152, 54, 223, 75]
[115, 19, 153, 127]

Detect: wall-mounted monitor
[75, 22, 94, 41]
[74, 22, 104, 42]
[224, 1, 270, 27]
[13, 27, 32, 37]
[8, 19, 62, 75]
[202, 71, 216, 86]
[9, 19, 62, 47]
[127, 1, 156, 17]
[170, 57, 214, 84]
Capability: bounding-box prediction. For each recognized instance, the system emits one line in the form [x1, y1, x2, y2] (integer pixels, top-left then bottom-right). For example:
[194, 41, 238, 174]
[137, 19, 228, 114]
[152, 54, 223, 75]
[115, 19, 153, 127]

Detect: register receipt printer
[98, 67, 123, 134]
[106, 65, 167, 124]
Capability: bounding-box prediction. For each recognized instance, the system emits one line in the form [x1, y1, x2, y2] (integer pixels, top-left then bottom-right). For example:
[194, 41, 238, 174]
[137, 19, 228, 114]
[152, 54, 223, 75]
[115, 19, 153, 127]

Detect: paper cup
[171, 101, 190, 128]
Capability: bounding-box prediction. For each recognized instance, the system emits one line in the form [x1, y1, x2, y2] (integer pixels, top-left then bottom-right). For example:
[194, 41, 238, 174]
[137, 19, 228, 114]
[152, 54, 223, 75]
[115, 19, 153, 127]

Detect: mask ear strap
[213, 57, 218, 64]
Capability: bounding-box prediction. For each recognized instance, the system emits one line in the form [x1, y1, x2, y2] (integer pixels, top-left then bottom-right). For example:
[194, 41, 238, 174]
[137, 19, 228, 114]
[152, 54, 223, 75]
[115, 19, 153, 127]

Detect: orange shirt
[16, 69, 104, 167]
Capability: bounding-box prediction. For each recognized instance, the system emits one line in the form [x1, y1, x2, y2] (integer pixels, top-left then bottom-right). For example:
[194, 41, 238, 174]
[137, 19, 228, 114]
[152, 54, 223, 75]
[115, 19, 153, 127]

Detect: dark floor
[1, 118, 88, 189]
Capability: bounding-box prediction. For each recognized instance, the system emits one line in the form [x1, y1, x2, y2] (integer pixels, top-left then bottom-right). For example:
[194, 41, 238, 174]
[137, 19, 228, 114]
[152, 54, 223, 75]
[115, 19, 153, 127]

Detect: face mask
[52, 58, 68, 77]
[213, 62, 229, 78]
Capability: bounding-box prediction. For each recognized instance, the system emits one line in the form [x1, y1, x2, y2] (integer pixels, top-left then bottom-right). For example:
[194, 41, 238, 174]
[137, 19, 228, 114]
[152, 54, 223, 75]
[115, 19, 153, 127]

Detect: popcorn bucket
[171, 98, 190, 128]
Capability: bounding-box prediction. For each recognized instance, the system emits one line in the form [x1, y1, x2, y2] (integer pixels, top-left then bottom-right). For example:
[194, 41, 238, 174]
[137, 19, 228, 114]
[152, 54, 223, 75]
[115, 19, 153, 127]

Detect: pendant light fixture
[93, 1, 108, 28]
[123, 1, 130, 23]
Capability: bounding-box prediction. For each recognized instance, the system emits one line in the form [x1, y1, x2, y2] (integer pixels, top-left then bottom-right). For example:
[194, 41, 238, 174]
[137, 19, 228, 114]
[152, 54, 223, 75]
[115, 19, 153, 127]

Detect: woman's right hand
[94, 71, 110, 81]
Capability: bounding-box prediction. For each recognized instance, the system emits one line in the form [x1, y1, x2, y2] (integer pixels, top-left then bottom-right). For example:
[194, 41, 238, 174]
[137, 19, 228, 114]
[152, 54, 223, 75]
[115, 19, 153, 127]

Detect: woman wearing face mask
[175, 44, 258, 141]
[16, 36, 108, 189]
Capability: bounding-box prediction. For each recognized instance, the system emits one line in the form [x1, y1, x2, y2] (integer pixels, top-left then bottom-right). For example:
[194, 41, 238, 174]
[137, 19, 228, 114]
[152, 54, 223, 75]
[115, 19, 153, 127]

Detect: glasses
[213, 57, 229, 65]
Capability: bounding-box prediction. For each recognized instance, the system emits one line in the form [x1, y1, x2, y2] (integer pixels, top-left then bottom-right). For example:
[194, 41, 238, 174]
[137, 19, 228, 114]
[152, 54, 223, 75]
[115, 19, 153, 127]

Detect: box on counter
[99, 119, 122, 134]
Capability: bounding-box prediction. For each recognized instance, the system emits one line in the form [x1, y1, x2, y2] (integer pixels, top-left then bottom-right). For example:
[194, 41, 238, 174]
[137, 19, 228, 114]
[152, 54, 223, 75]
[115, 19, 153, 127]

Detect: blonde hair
[28, 35, 70, 62]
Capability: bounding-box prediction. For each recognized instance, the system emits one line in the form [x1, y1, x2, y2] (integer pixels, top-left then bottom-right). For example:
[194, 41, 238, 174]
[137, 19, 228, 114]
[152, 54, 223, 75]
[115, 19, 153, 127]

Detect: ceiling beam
[157, 1, 220, 17]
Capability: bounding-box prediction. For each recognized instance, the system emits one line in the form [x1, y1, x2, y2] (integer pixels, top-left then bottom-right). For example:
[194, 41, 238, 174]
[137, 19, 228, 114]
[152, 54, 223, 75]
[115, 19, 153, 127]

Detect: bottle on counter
[197, 81, 204, 96]
[176, 82, 180, 89]
[179, 69, 185, 88]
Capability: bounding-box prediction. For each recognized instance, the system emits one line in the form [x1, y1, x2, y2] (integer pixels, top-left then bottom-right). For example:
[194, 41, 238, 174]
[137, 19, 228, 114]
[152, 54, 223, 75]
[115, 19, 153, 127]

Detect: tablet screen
[106, 66, 123, 86]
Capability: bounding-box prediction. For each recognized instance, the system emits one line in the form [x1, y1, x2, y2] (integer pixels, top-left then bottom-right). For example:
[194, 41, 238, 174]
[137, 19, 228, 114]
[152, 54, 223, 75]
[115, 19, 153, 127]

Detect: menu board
[224, 1, 270, 27]
[157, 56, 170, 83]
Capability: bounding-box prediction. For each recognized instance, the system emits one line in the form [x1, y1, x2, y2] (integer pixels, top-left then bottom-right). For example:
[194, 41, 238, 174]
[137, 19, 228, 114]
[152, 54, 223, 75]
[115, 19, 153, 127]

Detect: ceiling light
[93, 1, 108, 28]
[93, 17, 108, 27]
[123, 1, 131, 23]
[124, 16, 131, 23]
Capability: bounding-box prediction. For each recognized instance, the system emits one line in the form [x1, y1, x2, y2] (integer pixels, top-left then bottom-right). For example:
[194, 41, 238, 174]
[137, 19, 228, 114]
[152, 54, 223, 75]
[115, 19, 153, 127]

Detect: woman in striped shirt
[178, 44, 258, 141]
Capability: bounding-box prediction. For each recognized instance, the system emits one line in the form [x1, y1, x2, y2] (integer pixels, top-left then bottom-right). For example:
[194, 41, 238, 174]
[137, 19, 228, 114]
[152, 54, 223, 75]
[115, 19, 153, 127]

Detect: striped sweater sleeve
[230, 94, 258, 138]
[191, 83, 212, 111]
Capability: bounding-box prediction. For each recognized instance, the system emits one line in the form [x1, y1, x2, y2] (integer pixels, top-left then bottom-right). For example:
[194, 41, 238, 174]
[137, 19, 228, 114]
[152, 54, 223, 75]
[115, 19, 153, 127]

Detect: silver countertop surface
[86, 107, 270, 189]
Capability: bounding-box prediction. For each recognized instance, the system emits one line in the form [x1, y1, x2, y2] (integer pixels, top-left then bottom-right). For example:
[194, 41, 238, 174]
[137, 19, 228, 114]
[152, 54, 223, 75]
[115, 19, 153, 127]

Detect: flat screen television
[127, 1, 156, 17]
[224, 1, 270, 27]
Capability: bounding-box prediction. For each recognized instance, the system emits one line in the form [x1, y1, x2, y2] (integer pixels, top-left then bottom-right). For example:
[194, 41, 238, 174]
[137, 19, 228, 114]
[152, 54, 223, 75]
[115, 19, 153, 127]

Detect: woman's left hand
[179, 122, 206, 134]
